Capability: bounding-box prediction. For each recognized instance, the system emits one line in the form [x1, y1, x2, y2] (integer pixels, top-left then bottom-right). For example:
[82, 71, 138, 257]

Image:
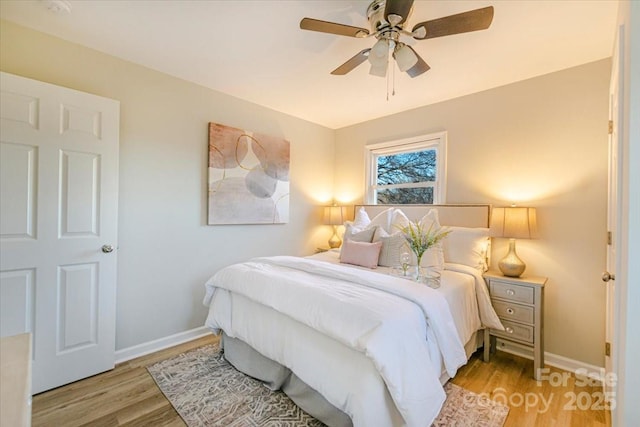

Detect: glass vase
[414, 253, 424, 282]
[424, 267, 441, 289]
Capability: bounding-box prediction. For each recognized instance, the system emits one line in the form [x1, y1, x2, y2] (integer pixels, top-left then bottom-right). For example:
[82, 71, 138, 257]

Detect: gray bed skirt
[221, 333, 353, 427]
[221, 331, 483, 426]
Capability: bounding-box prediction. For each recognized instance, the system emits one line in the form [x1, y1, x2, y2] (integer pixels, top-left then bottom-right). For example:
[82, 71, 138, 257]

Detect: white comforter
[204, 256, 476, 426]
[310, 250, 503, 333]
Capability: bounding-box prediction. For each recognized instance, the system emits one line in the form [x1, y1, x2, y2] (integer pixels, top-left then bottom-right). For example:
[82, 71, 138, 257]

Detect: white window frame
[364, 131, 447, 204]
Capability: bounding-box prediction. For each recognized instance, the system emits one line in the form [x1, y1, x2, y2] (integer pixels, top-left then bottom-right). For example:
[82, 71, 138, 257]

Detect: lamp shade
[490, 207, 538, 239]
[323, 205, 345, 226]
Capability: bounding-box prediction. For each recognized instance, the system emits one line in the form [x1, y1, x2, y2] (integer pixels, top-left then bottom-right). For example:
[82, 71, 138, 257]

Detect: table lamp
[490, 206, 538, 277]
[324, 205, 346, 249]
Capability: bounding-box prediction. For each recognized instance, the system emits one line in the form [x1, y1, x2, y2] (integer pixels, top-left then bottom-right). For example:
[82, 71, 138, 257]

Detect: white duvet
[203, 256, 500, 426]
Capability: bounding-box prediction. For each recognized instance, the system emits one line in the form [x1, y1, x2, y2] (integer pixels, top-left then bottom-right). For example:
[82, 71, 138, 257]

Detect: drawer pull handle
[506, 327, 514, 334]
[506, 308, 515, 315]
[506, 289, 516, 296]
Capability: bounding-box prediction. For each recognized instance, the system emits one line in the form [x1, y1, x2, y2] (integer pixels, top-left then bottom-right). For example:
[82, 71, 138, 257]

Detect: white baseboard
[495, 338, 606, 382]
[115, 326, 211, 364]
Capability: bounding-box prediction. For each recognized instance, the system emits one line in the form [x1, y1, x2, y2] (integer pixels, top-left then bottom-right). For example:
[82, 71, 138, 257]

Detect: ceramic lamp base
[328, 225, 342, 249]
[498, 238, 526, 277]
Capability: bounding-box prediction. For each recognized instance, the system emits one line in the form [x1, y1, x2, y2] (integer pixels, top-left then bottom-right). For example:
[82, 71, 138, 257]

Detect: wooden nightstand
[482, 271, 547, 380]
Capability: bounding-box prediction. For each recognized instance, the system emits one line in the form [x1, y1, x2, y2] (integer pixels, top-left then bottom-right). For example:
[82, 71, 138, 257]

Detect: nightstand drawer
[492, 299, 534, 324]
[490, 281, 534, 304]
[491, 320, 534, 344]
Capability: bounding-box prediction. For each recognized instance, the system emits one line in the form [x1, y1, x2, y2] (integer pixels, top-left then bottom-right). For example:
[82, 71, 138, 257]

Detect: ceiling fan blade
[412, 6, 494, 40]
[331, 49, 371, 75]
[384, 0, 414, 27]
[404, 46, 430, 78]
[300, 18, 369, 38]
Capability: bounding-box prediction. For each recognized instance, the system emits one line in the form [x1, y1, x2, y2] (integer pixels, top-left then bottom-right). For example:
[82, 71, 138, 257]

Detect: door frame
[0, 71, 120, 393]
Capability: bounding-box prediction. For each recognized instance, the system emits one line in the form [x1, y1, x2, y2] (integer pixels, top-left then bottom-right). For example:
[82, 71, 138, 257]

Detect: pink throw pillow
[339, 239, 382, 269]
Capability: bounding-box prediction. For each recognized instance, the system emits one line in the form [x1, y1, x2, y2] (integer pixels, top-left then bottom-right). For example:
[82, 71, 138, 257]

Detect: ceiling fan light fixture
[394, 43, 418, 72]
[369, 52, 388, 67]
[368, 38, 389, 68]
[369, 62, 388, 77]
[370, 38, 389, 58]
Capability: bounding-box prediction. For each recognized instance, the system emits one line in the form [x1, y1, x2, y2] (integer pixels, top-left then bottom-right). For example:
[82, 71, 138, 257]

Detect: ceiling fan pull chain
[392, 61, 396, 97]
[386, 57, 390, 101]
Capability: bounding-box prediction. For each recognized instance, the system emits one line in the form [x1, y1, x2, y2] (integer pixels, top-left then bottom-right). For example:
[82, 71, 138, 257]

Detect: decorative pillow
[343, 207, 394, 242]
[367, 207, 395, 233]
[373, 227, 409, 267]
[389, 208, 410, 233]
[442, 226, 491, 271]
[343, 224, 376, 243]
[417, 209, 440, 230]
[351, 207, 371, 230]
[341, 224, 376, 258]
[339, 239, 382, 269]
[416, 210, 445, 271]
[419, 244, 445, 271]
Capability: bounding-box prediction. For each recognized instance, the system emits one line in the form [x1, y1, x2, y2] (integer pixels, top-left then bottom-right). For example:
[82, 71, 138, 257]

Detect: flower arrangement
[398, 221, 452, 267]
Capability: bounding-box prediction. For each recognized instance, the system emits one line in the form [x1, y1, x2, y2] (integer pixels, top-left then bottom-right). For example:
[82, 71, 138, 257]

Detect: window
[365, 132, 447, 204]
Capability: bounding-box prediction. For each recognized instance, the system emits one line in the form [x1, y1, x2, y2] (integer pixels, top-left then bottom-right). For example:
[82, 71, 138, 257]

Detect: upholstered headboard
[354, 204, 491, 228]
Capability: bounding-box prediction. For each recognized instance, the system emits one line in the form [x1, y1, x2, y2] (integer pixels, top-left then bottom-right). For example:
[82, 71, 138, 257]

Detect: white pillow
[351, 207, 371, 230]
[443, 226, 490, 271]
[367, 207, 394, 233]
[344, 207, 394, 234]
[417, 209, 440, 230]
[419, 244, 445, 271]
[389, 208, 410, 233]
[418, 210, 445, 271]
[340, 240, 382, 269]
[373, 227, 409, 267]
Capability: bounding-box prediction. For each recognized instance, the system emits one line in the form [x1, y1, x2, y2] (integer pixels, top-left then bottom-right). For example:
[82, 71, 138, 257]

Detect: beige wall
[335, 60, 611, 367]
[0, 21, 336, 350]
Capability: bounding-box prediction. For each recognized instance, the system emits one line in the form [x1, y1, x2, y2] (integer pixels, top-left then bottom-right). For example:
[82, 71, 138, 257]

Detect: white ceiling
[0, 0, 619, 129]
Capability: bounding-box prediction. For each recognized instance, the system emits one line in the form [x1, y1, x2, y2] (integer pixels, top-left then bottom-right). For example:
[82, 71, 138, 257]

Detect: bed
[203, 204, 503, 427]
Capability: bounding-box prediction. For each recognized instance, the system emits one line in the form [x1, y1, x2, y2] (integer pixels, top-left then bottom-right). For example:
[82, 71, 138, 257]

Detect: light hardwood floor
[453, 351, 611, 427]
[32, 337, 610, 426]
[32, 335, 219, 427]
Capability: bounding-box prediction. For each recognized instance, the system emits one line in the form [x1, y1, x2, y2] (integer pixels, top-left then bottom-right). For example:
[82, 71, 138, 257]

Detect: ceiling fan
[300, 0, 494, 78]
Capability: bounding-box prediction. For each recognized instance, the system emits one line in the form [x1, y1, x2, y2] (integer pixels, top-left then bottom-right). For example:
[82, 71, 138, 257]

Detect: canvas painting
[208, 123, 290, 224]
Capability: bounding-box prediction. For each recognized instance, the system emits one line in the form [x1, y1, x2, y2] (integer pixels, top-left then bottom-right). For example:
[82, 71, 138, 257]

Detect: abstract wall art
[208, 123, 290, 224]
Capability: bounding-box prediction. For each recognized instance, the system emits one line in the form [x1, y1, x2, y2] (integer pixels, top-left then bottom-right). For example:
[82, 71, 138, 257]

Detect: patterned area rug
[147, 344, 509, 427]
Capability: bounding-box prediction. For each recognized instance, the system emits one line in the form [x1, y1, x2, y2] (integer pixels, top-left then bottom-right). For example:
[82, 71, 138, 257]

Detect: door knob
[101, 244, 115, 253]
[602, 271, 615, 282]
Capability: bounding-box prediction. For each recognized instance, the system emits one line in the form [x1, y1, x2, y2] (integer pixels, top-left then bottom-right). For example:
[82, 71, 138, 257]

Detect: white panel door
[604, 25, 623, 410]
[0, 72, 119, 393]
